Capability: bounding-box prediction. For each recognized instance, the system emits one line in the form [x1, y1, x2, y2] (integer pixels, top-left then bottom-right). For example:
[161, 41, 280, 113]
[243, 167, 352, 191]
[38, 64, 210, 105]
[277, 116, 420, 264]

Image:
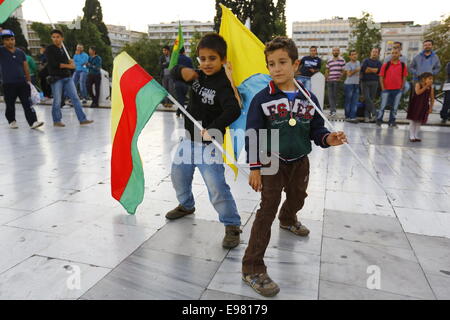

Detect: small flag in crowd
[168, 22, 185, 70]
[0, 0, 25, 24]
[111, 52, 168, 214]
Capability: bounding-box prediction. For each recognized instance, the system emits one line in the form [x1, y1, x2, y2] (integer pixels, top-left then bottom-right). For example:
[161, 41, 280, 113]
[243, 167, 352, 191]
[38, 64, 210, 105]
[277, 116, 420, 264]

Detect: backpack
[384, 61, 406, 76]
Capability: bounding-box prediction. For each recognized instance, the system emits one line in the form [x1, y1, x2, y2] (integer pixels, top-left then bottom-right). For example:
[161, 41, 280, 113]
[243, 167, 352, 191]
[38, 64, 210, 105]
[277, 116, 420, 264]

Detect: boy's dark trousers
[87, 73, 101, 106]
[3, 82, 37, 126]
[242, 156, 310, 274]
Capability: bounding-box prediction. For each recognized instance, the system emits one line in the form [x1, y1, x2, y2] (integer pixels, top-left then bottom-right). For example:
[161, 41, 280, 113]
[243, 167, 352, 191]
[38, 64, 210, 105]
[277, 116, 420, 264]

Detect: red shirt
[379, 60, 408, 90]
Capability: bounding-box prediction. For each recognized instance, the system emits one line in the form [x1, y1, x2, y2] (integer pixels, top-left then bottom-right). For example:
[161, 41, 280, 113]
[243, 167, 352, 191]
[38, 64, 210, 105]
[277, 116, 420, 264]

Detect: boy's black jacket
[171, 65, 241, 141]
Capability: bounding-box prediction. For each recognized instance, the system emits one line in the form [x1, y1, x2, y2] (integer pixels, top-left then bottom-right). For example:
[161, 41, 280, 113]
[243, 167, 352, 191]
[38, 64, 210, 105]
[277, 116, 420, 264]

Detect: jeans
[361, 81, 378, 119]
[51, 77, 87, 123]
[87, 73, 101, 106]
[441, 90, 450, 121]
[377, 89, 402, 124]
[72, 70, 88, 100]
[3, 82, 37, 126]
[175, 80, 189, 116]
[171, 139, 241, 227]
[327, 81, 340, 113]
[296, 76, 311, 91]
[344, 84, 360, 119]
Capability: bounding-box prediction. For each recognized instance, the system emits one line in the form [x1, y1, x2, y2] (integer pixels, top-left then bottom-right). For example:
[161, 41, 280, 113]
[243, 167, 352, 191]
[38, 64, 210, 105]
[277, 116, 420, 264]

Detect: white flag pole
[167, 94, 249, 178]
[292, 79, 392, 196]
[39, 0, 71, 60]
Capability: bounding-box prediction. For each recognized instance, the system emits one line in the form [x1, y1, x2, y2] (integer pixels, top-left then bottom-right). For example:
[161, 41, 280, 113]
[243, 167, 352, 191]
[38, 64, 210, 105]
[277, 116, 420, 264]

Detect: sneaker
[53, 122, 66, 127]
[82, 100, 88, 105]
[242, 273, 280, 297]
[388, 123, 399, 129]
[330, 112, 337, 118]
[80, 120, 94, 126]
[280, 221, 310, 237]
[31, 121, 44, 129]
[165, 205, 195, 220]
[9, 121, 18, 129]
[222, 226, 242, 249]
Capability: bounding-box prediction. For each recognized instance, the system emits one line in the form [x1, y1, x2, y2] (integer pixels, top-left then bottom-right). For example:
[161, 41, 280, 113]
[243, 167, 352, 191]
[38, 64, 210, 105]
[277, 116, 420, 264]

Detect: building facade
[292, 18, 434, 64]
[379, 21, 434, 63]
[107, 24, 147, 57]
[292, 17, 354, 60]
[148, 20, 214, 55]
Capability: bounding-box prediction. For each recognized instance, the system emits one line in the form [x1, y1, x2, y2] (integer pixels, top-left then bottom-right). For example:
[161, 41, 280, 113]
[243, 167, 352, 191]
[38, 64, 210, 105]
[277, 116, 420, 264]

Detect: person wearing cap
[0, 29, 44, 129]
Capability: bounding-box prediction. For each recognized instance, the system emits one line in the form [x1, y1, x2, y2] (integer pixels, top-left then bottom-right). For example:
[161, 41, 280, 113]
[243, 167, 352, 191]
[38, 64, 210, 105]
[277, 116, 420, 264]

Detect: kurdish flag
[111, 52, 167, 214]
[0, 0, 24, 24]
[168, 22, 184, 70]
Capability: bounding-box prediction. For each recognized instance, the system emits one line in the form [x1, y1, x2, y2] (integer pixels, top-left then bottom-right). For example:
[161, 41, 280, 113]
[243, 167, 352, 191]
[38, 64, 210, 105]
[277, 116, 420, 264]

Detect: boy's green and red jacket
[246, 80, 331, 170]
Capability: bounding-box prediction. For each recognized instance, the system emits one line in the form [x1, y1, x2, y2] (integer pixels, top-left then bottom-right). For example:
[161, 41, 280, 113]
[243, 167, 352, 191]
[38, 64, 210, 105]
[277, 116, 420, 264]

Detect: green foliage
[1, 17, 28, 51]
[348, 12, 382, 61]
[30, 20, 113, 73]
[424, 15, 450, 84]
[82, 0, 111, 45]
[189, 29, 202, 68]
[214, 0, 286, 43]
[273, 0, 287, 37]
[121, 38, 164, 81]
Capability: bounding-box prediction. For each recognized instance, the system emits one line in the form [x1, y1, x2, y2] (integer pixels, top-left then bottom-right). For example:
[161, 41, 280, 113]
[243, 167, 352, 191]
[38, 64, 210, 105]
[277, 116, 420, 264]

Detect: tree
[121, 39, 164, 82]
[214, 0, 286, 43]
[348, 12, 382, 61]
[424, 15, 450, 84]
[189, 29, 202, 68]
[214, 0, 251, 32]
[31, 20, 113, 73]
[1, 17, 28, 51]
[273, 0, 286, 37]
[82, 0, 111, 45]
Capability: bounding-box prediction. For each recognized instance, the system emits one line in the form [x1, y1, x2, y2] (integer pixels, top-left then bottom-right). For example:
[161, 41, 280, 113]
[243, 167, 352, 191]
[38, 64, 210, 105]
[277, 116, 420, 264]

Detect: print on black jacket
[171, 65, 241, 142]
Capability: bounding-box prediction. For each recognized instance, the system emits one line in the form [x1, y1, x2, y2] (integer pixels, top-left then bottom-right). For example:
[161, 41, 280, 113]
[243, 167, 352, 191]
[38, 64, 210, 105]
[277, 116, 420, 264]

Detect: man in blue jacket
[72, 44, 89, 104]
[410, 40, 441, 82]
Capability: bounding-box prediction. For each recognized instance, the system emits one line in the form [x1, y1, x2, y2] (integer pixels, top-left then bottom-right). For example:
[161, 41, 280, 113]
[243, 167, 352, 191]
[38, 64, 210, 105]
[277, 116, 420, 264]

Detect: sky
[22, 0, 449, 35]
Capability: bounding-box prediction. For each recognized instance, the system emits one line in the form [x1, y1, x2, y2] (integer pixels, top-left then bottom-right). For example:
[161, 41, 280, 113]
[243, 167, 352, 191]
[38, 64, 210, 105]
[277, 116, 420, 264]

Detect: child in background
[407, 72, 434, 142]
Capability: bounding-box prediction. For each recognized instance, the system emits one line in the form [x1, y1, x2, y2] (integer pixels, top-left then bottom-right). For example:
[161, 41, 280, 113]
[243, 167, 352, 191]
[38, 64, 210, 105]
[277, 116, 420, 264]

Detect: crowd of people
[0, 28, 100, 128]
[295, 40, 450, 138]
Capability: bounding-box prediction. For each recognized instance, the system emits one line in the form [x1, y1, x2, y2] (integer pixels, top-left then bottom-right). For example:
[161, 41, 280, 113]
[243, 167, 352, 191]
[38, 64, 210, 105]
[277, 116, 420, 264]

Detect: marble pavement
[0, 103, 449, 300]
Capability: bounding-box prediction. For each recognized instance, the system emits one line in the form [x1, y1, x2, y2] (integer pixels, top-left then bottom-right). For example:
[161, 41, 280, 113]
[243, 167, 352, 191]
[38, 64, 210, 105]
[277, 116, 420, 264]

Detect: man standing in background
[297, 46, 321, 91]
[38, 44, 51, 100]
[325, 47, 346, 117]
[361, 48, 382, 123]
[410, 40, 441, 82]
[73, 44, 89, 105]
[86, 46, 102, 108]
[343, 50, 361, 123]
[174, 47, 193, 118]
[160, 45, 172, 106]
